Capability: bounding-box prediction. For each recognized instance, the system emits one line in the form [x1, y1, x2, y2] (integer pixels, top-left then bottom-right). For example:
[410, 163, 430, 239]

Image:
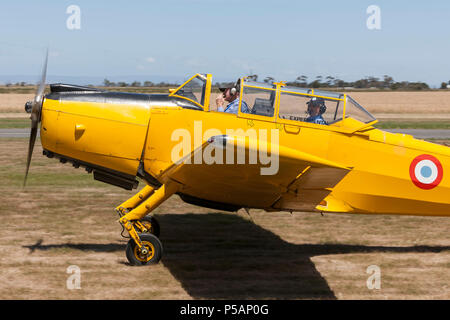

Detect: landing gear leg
[115, 185, 160, 237]
[117, 180, 179, 265]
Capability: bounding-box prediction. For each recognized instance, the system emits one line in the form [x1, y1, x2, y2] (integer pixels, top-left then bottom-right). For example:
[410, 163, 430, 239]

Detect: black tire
[139, 215, 160, 238]
[125, 233, 163, 266]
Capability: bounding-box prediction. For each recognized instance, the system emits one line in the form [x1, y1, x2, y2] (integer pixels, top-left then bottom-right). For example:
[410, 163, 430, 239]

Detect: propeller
[23, 49, 48, 187]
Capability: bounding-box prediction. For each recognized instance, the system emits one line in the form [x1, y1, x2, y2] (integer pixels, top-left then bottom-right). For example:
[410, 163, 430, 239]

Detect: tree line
[103, 75, 432, 90]
[244, 74, 431, 90]
[102, 79, 179, 87]
[0, 75, 439, 91]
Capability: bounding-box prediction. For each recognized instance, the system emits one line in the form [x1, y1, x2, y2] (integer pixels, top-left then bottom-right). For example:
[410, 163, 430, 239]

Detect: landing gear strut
[135, 215, 160, 238]
[115, 181, 179, 265]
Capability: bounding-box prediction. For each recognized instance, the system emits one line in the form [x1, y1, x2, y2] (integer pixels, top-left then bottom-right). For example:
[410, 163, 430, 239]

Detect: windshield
[171, 74, 207, 106]
[345, 95, 377, 124]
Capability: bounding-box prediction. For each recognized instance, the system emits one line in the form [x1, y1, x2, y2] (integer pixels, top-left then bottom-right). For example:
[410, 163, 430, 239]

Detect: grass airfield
[0, 138, 448, 300]
[0, 90, 449, 300]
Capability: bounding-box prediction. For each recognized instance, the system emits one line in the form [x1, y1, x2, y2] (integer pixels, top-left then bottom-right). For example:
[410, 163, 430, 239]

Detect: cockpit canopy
[169, 74, 377, 128]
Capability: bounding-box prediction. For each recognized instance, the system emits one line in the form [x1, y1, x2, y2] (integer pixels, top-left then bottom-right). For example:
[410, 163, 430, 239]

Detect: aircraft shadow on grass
[24, 213, 450, 299]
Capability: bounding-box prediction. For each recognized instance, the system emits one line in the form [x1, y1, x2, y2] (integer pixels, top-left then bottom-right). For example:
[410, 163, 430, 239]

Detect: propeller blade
[31, 48, 48, 124]
[35, 49, 48, 103]
[23, 49, 48, 187]
[23, 126, 37, 187]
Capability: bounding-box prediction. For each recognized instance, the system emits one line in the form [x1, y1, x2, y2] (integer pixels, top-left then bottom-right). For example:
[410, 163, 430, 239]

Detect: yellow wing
[160, 135, 351, 211]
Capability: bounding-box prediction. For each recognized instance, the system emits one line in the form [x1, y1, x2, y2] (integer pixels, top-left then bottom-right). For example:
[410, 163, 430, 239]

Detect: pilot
[305, 97, 328, 125]
[215, 79, 249, 114]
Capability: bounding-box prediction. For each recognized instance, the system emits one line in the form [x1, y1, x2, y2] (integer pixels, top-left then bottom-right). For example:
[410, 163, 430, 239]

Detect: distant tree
[143, 81, 153, 87]
[264, 76, 274, 84]
[117, 82, 128, 87]
[103, 78, 117, 87]
[295, 75, 308, 87]
[383, 75, 394, 88]
[365, 76, 380, 88]
[335, 79, 345, 88]
[325, 76, 335, 87]
[441, 82, 448, 89]
[131, 81, 141, 87]
[389, 81, 429, 91]
[390, 82, 401, 90]
[309, 76, 323, 88]
[354, 78, 369, 89]
[310, 80, 321, 88]
[407, 82, 429, 90]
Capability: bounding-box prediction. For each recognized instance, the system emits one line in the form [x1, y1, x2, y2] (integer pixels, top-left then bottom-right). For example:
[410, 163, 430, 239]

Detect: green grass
[0, 118, 30, 128]
[375, 121, 450, 129]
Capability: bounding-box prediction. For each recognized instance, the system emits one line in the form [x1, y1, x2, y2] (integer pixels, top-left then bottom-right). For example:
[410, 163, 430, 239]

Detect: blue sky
[1, 0, 450, 86]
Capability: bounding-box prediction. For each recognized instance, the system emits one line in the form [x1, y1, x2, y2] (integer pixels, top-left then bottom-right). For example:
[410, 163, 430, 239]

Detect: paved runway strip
[384, 129, 450, 139]
[0, 129, 37, 138]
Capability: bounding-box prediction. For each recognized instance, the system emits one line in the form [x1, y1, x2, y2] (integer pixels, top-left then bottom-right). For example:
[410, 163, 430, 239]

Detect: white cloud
[146, 57, 156, 63]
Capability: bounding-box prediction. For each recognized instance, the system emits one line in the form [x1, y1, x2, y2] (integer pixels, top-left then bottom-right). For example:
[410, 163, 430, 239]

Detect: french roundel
[409, 154, 443, 190]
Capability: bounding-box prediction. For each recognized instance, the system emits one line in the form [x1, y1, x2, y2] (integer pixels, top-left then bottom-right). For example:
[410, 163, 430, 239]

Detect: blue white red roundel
[409, 154, 443, 190]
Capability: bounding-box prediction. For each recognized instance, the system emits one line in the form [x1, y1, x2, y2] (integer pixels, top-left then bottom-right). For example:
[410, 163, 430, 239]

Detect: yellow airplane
[24, 57, 449, 265]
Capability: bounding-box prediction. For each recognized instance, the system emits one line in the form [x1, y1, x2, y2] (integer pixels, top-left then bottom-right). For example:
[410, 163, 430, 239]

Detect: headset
[229, 79, 241, 96]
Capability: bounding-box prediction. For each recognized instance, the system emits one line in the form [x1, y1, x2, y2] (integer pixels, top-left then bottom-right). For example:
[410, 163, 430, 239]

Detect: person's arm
[216, 93, 225, 112]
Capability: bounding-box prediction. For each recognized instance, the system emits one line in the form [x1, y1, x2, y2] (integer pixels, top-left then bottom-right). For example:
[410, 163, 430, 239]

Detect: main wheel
[126, 233, 163, 266]
[139, 215, 160, 237]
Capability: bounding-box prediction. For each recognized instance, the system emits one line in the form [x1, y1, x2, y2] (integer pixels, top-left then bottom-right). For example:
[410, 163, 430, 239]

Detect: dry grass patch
[1, 91, 450, 115]
[0, 94, 34, 113]
[0, 138, 448, 299]
[350, 91, 450, 114]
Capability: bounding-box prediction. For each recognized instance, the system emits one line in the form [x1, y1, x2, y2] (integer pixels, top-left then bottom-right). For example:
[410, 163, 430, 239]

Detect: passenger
[305, 97, 328, 125]
[216, 79, 249, 114]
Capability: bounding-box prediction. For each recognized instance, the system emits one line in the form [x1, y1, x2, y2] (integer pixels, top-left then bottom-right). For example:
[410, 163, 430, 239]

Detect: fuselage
[144, 106, 450, 217]
[39, 84, 450, 217]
